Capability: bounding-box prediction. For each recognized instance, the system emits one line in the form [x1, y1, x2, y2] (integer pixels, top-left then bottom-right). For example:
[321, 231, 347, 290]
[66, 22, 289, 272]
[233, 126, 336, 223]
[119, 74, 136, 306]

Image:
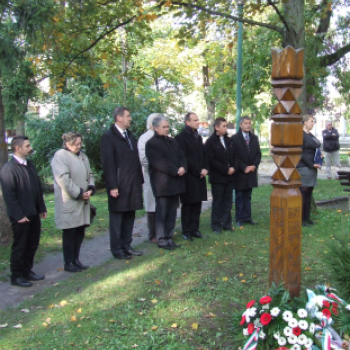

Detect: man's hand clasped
[178, 167, 186, 176]
[110, 188, 119, 198]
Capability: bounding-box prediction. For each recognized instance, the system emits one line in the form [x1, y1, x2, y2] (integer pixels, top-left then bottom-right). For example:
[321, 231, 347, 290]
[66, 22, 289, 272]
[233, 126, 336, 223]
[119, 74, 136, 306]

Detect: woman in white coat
[51, 132, 95, 272]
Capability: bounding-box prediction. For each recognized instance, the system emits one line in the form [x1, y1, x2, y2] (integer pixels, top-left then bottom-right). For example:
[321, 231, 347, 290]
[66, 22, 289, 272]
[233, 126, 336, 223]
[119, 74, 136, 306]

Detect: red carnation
[247, 323, 255, 335]
[323, 300, 330, 308]
[240, 315, 246, 326]
[260, 313, 272, 326]
[332, 307, 339, 315]
[246, 300, 255, 309]
[293, 327, 301, 336]
[323, 308, 331, 319]
[259, 296, 272, 305]
[333, 302, 338, 309]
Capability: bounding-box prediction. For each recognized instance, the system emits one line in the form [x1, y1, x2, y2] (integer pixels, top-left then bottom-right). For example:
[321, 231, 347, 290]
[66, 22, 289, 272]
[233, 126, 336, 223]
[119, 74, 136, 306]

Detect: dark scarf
[185, 125, 199, 143]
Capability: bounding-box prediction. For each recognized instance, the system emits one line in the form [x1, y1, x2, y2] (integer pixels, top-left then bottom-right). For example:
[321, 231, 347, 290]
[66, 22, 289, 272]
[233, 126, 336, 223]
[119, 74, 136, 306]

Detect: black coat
[205, 132, 236, 185]
[100, 124, 144, 212]
[175, 128, 208, 203]
[231, 129, 261, 190]
[322, 128, 340, 152]
[297, 131, 321, 169]
[0, 157, 46, 222]
[146, 134, 187, 197]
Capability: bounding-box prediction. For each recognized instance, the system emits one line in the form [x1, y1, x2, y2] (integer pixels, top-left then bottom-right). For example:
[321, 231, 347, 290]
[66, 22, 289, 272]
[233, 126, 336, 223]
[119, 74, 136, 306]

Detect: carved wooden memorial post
[269, 46, 304, 298]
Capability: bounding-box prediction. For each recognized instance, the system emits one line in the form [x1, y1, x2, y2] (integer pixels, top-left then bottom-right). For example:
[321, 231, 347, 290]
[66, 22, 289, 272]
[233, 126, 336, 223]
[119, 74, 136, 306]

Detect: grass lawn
[0, 180, 349, 349]
[0, 190, 146, 275]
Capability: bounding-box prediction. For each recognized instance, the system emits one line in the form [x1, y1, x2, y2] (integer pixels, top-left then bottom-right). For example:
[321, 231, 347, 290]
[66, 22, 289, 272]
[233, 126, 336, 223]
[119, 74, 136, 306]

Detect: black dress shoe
[74, 259, 89, 270]
[124, 248, 143, 256]
[244, 219, 258, 225]
[25, 271, 45, 281]
[113, 253, 132, 260]
[306, 218, 315, 225]
[223, 227, 234, 232]
[236, 222, 243, 227]
[214, 230, 222, 235]
[191, 231, 203, 238]
[158, 244, 174, 250]
[64, 263, 81, 272]
[182, 234, 193, 241]
[11, 277, 32, 287]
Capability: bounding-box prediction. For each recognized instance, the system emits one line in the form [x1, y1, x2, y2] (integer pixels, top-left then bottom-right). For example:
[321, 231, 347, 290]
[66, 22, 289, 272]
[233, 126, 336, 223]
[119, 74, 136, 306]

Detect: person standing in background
[322, 120, 341, 179]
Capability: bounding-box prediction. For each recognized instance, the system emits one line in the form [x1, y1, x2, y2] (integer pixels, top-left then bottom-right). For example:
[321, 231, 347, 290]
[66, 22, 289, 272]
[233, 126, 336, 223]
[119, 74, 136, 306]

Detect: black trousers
[62, 225, 85, 264]
[109, 210, 135, 256]
[181, 202, 202, 235]
[299, 186, 314, 220]
[10, 214, 41, 279]
[147, 212, 156, 240]
[211, 182, 234, 231]
[235, 188, 253, 222]
[155, 195, 178, 247]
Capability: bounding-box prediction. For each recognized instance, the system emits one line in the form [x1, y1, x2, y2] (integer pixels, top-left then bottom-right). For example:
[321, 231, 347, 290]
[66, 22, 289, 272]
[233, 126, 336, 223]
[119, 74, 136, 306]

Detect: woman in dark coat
[296, 114, 321, 227]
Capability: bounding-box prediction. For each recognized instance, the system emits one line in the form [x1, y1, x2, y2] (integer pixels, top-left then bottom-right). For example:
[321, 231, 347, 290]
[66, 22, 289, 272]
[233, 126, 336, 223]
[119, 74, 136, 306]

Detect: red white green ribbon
[243, 328, 260, 350]
[315, 317, 332, 350]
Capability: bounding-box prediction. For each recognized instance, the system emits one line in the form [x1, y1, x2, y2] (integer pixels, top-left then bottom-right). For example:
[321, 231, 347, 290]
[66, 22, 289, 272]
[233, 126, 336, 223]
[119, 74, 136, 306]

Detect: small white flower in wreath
[288, 318, 298, 328]
[298, 320, 308, 330]
[271, 307, 281, 317]
[273, 331, 280, 340]
[253, 319, 262, 328]
[243, 328, 249, 336]
[248, 307, 257, 317]
[297, 334, 307, 345]
[259, 330, 266, 339]
[291, 344, 301, 350]
[278, 337, 287, 346]
[284, 327, 292, 337]
[297, 308, 307, 318]
[262, 304, 270, 310]
[283, 310, 293, 321]
[346, 305, 350, 311]
[288, 334, 298, 345]
[309, 323, 315, 334]
[305, 338, 313, 348]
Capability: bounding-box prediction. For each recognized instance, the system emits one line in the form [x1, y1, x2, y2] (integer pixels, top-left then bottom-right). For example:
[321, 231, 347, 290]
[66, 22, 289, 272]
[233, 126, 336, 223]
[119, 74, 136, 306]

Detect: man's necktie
[220, 136, 226, 149]
[124, 131, 133, 150]
[245, 135, 250, 151]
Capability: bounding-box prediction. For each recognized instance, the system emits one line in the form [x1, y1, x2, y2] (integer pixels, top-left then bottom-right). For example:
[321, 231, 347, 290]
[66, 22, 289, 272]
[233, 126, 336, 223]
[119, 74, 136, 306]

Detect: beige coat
[137, 130, 155, 212]
[51, 149, 95, 229]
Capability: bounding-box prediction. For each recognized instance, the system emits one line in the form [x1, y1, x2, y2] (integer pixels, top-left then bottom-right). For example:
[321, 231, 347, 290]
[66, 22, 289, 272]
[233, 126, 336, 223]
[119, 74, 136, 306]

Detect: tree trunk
[0, 82, 12, 246]
[16, 119, 25, 136]
[203, 65, 216, 133]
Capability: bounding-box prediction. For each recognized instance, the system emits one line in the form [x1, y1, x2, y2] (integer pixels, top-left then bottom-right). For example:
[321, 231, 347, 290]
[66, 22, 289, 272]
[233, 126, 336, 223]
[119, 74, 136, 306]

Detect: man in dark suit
[205, 118, 236, 234]
[0, 136, 47, 287]
[175, 112, 208, 241]
[100, 106, 144, 259]
[231, 116, 261, 227]
[146, 115, 187, 250]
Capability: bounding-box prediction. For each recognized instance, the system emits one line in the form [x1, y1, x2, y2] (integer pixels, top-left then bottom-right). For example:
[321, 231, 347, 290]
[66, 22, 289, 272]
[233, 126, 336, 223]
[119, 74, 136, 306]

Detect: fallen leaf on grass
[132, 345, 139, 348]
[239, 273, 244, 277]
[57, 267, 63, 272]
[218, 261, 227, 264]
[155, 280, 161, 285]
[109, 320, 117, 323]
[138, 298, 146, 302]
[305, 267, 311, 271]
[159, 250, 163, 254]
[13, 324, 22, 328]
[47, 304, 55, 309]
[42, 322, 48, 327]
[182, 273, 187, 276]
[71, 316, 77, 322]
[192, 323, 198, 330]
[36, 306, 44, 309]
[125, 261, 129, 264]
[102, 329, 110, 332]
[76, 308, 82, 313]
[215, 241, 219, 246]
[205, 312, 217, 318]
[77, 324, 81, 328]
[151, 326, 158, 331]
[222, 277, 228, 281]
[20, 309, 29, 313]
[59, 300, 68, 307]
[224, 242, 231, 246]
[138, 312, 143, 316]
[241, 280, 246, 283]
[45, 318, 51, 325]
[337, 210, 342, 213]
[171, 323, 178, 328]
[151, 299, 157, 304]
[0, 324, 8, 328]
[204, 252, 213, 256]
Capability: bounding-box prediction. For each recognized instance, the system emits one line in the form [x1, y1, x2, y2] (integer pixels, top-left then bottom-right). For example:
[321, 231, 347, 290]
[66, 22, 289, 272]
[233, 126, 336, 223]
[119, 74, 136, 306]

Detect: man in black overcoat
[175, 112, 208, 241]
[205, 118, 236, 234]
[100, 107, 144, 259]
[146, 115, 187, 250]
[0, 136, 47, 287]
[231, 116, 261, 227]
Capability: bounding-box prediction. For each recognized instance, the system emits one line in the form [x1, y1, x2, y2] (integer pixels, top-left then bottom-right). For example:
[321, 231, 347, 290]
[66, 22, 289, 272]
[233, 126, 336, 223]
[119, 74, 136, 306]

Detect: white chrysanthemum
[273, 331, 280, 340]
[297, 308, 307, 318]
[288, 318, 298, 328]
[309, 323, 315, 334]
[346, 305, 350, 311]
[262, 304, 270, 310]
[305, 338, 313, 348]
[291, 344, 301, 350]
[248, 307, 257, 317]
[243, 328, 249, 336]
[271, 307, 281, 317]
[259, 330, 266, 339]
[315, 311, 323, 320]
[253, 319, 262, 328]
[284, 327, 292, 337]
[298, 320, 308, 330]
[288, 334, 298, 345]
[243, 312, 251, 323]
[297, 334, 307, 345]
[283, 310, 293, 321]
[278, 337, 287, 346]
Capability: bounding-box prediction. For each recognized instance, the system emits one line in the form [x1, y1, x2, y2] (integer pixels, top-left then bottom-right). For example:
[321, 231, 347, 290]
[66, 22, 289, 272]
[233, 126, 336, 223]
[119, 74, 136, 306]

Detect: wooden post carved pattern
[269, 46, 304, 298]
